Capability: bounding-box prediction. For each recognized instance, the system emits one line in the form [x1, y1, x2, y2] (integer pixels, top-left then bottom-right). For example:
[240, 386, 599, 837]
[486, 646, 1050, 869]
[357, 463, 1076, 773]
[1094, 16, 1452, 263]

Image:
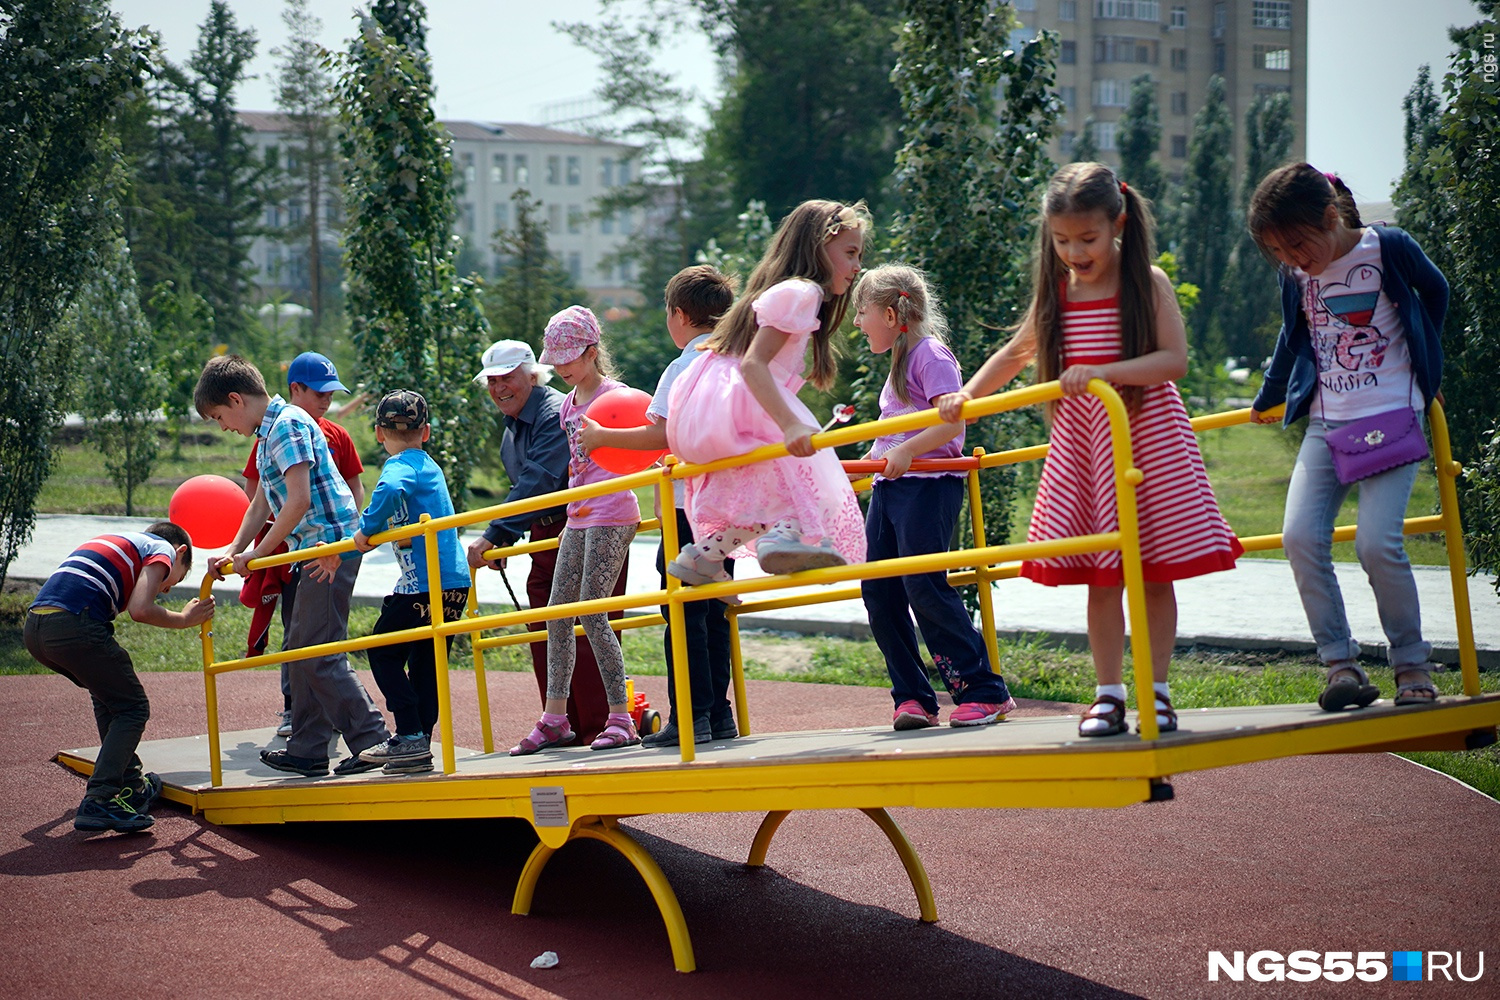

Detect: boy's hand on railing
[352, 529, 377, 553]
[183, 596, 216, 626]
[935, 390, 972, 424]
[1059, 365, 1105, 396]
[784, 423, 817, 458]
[230, 551, 256, 577]
[1247, 408, 1279, 425]
[208, 556, 234, 582]
[308, 551, 341, 583]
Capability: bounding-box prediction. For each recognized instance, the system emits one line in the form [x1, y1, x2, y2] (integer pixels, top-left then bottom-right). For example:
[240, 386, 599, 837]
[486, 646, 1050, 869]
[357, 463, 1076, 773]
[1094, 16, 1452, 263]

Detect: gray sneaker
[756, 531, 847, 576]
[359, 734, 432, 763]
[275, 710, 293, 738]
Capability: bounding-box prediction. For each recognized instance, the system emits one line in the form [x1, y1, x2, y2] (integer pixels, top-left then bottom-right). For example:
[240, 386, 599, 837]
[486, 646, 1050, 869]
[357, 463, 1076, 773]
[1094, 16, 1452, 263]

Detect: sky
[110, 0, 1480, 202]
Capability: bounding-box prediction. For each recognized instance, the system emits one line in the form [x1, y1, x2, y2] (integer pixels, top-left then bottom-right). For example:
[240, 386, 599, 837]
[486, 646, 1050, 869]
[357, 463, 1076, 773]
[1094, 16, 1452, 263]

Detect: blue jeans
[1282, 417, 1430, 668]
[862, 476, 1011, 713]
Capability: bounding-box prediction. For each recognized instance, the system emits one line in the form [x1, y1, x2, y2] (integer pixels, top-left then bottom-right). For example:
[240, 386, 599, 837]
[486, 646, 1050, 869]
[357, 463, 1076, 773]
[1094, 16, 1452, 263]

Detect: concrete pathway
[10, 513, 1499, 663]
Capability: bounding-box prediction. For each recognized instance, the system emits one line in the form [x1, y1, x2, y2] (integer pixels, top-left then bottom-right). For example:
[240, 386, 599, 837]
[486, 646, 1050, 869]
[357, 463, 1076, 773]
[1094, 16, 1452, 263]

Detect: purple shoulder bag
[1325, 405, 1428, 485]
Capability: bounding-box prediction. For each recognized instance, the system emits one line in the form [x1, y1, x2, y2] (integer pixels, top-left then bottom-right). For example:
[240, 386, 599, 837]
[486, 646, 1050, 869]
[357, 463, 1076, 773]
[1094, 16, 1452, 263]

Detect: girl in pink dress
[937, 163, 1241, 738]
[666, 200, 869, 583]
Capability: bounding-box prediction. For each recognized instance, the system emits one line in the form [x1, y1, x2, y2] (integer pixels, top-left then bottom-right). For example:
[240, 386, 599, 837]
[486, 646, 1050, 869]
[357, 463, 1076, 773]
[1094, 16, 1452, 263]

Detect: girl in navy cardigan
[1248, 163, 1449, 712]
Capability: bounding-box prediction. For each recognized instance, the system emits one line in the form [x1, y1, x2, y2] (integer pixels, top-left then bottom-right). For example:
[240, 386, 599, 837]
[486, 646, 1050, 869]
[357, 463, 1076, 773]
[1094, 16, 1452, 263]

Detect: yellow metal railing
[195, 387, 1480, 785]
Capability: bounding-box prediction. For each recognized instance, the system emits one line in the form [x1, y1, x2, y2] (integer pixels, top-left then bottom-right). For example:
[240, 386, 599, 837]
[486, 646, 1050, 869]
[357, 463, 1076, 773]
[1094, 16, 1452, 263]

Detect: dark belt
[533, 511, 567, 527]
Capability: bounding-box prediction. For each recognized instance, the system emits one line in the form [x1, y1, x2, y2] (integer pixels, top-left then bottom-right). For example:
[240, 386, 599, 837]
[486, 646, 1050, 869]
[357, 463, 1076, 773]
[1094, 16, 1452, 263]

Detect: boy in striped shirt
[26, 521, 214, 833]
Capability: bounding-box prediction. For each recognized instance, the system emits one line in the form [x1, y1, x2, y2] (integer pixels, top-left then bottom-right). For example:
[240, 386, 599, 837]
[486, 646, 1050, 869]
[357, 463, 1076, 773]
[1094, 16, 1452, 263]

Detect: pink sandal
[509, 717, 577, 756]
[590, 719, 641, 751]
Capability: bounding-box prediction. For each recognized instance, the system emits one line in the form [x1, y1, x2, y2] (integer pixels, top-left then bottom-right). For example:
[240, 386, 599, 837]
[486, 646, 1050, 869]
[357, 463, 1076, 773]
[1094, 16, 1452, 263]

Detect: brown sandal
[1078, 694, 1128, 737]
[1136, 691, 1178, 735]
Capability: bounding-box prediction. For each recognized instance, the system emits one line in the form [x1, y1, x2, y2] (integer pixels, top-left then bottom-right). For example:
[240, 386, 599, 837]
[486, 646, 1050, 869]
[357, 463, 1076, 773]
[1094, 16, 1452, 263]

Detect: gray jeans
[546, 524, 637, 705]
[283, 553, 389, 759]
[1283, 417, 1431, 667]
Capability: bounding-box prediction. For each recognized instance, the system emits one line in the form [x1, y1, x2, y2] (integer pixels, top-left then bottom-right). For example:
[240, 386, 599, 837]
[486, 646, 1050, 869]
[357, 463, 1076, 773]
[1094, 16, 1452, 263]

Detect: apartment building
[1012, 0, 1307, 182]
[240, 113, 643, 308]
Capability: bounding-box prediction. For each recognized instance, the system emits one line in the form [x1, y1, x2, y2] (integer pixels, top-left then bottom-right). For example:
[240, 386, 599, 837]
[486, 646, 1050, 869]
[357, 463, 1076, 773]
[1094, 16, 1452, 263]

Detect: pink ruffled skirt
[668, 352, 866, 562]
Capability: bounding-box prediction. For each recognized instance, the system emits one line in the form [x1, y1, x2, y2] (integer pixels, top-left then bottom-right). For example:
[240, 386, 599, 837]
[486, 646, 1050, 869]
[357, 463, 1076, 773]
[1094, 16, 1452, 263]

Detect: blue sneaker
[74, 787, 154, 832]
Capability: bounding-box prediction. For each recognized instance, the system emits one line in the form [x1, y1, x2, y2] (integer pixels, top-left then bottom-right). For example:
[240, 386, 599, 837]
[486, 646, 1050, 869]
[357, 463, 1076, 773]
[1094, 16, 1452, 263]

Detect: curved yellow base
[511, 817, 697, 973]
[747, 807, 938, 923]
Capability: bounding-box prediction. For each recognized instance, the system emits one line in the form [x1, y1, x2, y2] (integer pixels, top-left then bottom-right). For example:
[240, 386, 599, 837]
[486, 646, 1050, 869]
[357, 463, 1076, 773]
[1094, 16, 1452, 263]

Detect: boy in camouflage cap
[347, 389, 473, 772]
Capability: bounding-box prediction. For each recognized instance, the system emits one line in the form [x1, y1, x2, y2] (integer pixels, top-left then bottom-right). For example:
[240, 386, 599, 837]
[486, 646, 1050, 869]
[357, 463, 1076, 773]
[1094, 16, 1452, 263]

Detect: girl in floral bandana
[510, 306, 644, 754]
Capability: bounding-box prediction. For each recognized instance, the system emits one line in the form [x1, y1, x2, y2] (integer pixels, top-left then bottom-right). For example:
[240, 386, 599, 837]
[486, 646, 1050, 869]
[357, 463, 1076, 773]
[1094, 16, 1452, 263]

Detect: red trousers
[524, 517, 626, 743]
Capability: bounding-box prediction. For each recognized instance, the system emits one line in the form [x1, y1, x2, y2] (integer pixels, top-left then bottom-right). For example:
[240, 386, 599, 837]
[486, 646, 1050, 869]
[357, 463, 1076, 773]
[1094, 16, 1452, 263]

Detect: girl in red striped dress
[937, 162, 1241, 737]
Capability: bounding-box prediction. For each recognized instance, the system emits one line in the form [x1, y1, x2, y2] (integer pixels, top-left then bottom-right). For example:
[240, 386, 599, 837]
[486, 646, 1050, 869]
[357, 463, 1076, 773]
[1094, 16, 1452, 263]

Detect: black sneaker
[74, 788, 154, 832]
[129, 772, 164, 812]
[641, 716, 713, 748]
[333, 754, 383, 776]
[260, 748, 330, 777]
[710, 713, 739, 741]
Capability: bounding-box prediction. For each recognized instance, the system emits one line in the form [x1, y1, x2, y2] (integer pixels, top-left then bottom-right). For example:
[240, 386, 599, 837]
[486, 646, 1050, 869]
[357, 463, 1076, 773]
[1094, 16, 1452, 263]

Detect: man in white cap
[467, 340, 625, 744]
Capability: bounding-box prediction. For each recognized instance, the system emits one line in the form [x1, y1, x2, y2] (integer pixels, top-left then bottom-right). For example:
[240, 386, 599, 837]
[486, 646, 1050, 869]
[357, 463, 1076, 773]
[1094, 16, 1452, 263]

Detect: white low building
[241, 111, 643, 308]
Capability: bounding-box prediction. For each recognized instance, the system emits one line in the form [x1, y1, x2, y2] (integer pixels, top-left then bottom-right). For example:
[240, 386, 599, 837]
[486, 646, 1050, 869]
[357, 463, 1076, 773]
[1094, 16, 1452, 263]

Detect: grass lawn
[5, 583, 1495, 800]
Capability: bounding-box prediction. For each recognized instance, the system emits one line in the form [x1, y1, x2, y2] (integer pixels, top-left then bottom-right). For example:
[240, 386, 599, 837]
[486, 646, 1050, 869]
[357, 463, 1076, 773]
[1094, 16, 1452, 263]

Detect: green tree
[66, 240, 167, 515]
[485, 190, 589, 350]
[1220, 90, 1293, 359]
[1117, 74, 1164, 203]
[0, 0, 151, 586]
[1415, 6, 1500, 585]
[149, 279, 216, 457]
[558, 7, 702, 298]
[118, 68, 200, 310]
[179, 1, 264, 352]
[1070, 115, 1099, 163]
[887, 0, 1062, 569]
[696, 0, 904, 221]
[1178, 74, 1235, 356]
[335, 0, 491, 503]
[272, 0, 341, 340]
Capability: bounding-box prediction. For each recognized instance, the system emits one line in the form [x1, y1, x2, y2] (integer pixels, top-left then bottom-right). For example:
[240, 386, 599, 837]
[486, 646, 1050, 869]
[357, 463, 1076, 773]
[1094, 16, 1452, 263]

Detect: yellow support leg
[1429, 401, 1482, 696]
[745, 809, 937, 923]
[859, 808, 938, 924]
[746, 810, 790, 866]
[728, 613, 751, 737]
[511, 819, 697, 973]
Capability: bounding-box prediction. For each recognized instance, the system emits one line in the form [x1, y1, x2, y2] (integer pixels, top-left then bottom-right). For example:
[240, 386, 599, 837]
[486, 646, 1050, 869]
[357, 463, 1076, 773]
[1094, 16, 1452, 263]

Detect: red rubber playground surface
[2, 668, 1496, 999]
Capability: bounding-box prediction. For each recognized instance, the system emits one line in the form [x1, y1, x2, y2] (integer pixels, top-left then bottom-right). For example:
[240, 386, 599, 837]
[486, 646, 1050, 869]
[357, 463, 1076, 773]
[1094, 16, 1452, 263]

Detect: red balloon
[168, 474, 250, 549]
[587, 386, 667, 475]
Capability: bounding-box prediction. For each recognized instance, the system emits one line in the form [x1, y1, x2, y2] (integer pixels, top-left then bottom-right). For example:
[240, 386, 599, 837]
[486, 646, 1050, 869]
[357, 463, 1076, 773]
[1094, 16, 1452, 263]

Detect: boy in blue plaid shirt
[195, 355, 390, 777]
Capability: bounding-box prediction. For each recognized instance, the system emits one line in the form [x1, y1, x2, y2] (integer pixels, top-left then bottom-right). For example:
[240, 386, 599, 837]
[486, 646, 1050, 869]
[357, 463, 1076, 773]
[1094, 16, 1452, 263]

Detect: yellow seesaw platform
[56, 697, 1500, 829]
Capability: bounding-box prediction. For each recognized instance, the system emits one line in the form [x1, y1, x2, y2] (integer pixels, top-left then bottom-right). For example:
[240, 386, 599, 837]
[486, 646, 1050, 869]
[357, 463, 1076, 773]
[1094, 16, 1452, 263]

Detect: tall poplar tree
[336, 0, 490, 502]
[1221, 91, 1293, 358]
[180, 1, 263, 351]
[887, 0, 1062, 562]
[0, 0, 150, 586]
[1117, 74, 1164, 204]
[1178, 75, 1235, 355]
[272, 0, 340, 338]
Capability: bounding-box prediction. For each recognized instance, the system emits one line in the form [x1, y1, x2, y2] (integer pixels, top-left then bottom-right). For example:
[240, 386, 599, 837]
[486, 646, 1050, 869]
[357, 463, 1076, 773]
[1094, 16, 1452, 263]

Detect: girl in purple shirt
[853, 265, 1017, 730]
[512, 306, 644, 754]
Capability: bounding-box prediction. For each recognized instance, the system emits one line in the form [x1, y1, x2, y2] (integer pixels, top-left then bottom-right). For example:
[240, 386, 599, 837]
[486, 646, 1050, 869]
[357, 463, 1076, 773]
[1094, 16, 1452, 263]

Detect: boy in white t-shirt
[579, 265, 739, 747]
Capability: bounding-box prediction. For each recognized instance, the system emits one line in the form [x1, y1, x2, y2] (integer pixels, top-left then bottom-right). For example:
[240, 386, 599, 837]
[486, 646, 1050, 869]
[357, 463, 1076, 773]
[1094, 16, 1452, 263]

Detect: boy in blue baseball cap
[242, 351, 365, 739]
